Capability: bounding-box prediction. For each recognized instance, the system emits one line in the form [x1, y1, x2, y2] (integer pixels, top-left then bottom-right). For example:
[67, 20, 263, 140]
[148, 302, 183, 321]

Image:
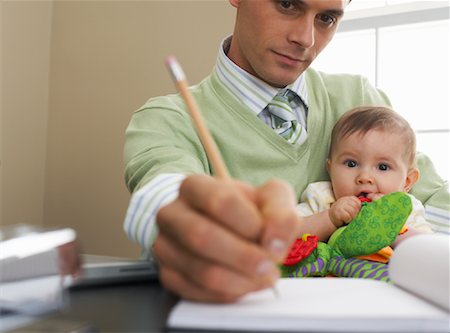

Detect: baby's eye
[378, 163, 390, 171]
[345, 160, 357, 168]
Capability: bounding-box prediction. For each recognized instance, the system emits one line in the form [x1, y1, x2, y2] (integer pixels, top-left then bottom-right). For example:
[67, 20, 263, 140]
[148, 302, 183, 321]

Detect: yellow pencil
[165, 56, 278, 297]
[165, 56, 230, 181]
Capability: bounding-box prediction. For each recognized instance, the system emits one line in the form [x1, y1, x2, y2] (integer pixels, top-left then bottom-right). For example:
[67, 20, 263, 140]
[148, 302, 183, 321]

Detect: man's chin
[256, 58, 308, 87]
[264, 72, 305, 88]
[277, 67, 308, 87]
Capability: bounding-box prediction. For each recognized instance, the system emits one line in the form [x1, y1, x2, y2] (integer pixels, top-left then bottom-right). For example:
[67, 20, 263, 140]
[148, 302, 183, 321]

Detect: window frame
[340, 2, 450, 88]
[323, 1, 450, 180]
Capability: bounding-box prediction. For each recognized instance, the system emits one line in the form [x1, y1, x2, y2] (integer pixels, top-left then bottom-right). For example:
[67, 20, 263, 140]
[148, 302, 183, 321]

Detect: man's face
[228, 0, 347, 88]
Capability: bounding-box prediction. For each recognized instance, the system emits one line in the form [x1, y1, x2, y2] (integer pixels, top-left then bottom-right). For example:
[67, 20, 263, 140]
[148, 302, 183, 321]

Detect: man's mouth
[273, 51, 306, 64]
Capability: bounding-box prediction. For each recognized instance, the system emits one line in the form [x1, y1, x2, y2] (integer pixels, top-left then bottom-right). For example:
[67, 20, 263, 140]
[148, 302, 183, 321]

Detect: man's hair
[329, 106, 417, 168]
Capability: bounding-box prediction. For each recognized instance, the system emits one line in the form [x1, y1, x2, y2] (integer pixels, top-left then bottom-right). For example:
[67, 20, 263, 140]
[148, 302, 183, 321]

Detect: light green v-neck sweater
[124, 68, 449, 211]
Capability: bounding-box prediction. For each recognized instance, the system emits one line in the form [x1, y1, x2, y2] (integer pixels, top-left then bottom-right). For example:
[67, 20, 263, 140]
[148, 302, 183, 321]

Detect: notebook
[167, 234, 450, 332]
[0, 228, 77, 282]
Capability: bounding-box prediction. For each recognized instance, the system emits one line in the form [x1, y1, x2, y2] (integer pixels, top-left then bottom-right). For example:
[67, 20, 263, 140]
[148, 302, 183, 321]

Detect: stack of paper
[0, 227, 76, 315]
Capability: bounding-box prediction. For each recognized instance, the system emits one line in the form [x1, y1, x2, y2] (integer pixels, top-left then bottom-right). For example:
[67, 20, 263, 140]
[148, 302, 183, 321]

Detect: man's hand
[328, 196, 362, 228]
[153, 175, 299, 302]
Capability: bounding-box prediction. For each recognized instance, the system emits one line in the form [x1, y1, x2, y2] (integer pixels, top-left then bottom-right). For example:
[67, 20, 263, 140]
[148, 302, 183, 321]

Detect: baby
[297, 106, 433, 246]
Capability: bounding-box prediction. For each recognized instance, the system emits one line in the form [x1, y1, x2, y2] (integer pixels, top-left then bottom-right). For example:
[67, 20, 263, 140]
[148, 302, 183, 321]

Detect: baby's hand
[328, 196, 362, 228]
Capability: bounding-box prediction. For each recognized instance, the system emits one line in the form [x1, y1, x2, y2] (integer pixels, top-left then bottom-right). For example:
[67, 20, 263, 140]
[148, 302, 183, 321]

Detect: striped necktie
[266, 89, 307, 145]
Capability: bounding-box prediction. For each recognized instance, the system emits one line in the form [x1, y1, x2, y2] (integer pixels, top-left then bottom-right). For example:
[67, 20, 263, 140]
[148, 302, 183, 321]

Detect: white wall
[1, 1, 53, 228]
[1, 0, 235, 257]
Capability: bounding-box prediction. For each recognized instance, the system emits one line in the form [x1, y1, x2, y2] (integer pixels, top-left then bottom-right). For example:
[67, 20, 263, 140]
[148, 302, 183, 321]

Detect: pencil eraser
[165, 56, 185, 82]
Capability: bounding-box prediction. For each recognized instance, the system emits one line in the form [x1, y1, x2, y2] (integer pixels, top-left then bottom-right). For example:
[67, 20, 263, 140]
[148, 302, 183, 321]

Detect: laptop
[69, 254, 158, 288]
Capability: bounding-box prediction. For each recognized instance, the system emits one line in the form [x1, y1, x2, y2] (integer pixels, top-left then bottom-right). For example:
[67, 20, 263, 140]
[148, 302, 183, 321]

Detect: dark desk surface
[54, 280, 177, 333]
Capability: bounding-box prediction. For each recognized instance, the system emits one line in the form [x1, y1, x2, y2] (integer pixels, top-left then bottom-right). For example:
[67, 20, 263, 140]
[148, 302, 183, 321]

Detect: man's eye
[278, 0, 295, 11]
[345, 160, 357, 168]
[378, 163, 390, 171]
[316, 14, 336, 26]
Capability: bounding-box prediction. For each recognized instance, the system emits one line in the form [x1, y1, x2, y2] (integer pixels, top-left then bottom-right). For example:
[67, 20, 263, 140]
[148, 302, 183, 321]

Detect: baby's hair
[329, 106, 417, 168]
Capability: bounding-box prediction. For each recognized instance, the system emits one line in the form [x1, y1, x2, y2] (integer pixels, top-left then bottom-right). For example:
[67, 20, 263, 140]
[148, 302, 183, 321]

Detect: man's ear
[404, 168, 420, 192]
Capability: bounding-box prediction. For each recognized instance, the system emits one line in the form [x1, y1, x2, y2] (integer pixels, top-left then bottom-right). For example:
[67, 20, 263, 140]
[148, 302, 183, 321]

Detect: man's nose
[289, 14, 315, 49]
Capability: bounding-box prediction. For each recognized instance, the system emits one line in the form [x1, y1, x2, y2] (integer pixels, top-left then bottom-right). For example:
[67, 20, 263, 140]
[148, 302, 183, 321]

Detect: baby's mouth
[357, 192, 372, 203]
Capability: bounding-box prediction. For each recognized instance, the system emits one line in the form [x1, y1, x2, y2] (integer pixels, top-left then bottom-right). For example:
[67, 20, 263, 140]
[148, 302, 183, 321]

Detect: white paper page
[0, 228, 76, 260]
[389, 234, 450, 312]
[0, 275, 63, 315]
[168, 278, 449, 332]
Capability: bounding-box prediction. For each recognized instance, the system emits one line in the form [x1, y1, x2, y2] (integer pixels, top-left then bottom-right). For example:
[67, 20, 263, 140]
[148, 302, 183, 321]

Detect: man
[124, 0, 449, 302]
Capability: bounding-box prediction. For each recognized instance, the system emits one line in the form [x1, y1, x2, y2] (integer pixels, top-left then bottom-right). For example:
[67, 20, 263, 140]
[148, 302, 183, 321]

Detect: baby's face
[327, 129, 412, 199]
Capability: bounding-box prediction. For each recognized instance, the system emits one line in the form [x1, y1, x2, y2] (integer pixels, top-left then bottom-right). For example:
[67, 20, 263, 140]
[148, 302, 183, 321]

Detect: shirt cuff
[123, 173, 186, 251]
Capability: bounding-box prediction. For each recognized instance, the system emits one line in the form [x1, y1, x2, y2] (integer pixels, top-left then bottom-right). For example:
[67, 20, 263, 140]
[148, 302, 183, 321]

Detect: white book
[167, 234, 450, 332]
[0, 228, 76, 282]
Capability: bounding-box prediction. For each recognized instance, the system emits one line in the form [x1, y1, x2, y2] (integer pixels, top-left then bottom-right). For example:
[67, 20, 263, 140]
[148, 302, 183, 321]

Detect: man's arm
[123, 173, 185, 252]
[124, 104, 301, 302]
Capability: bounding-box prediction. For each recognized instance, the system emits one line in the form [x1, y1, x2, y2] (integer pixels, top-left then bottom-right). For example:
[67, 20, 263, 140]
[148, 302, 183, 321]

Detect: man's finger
[179, 175, 262, 240]
[154, 234, 275, 302]
[256, 180, 300, 262]
[157, 200, 280, 281]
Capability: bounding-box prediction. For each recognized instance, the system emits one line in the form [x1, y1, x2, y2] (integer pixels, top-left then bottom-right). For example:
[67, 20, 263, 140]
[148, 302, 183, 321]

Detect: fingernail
[257, 260, 280, 284]
[261, 274, 280, 288]
[268, 238, 287, 259]
[257, 260, 277, 275]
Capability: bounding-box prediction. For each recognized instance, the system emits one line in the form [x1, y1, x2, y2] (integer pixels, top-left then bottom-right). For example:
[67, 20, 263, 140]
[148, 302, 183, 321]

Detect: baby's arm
[299, 196, 361, 242]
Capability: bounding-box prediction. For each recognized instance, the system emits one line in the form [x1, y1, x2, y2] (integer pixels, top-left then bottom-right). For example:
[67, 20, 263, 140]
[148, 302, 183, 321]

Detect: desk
[55, 280, 177, 332]
[6, 281, 264, 333]
[0, 280, 176, 332]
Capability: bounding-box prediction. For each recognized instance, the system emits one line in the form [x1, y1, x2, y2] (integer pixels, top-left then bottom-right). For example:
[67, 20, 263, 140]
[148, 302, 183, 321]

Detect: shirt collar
[214, 36, 308, 116]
